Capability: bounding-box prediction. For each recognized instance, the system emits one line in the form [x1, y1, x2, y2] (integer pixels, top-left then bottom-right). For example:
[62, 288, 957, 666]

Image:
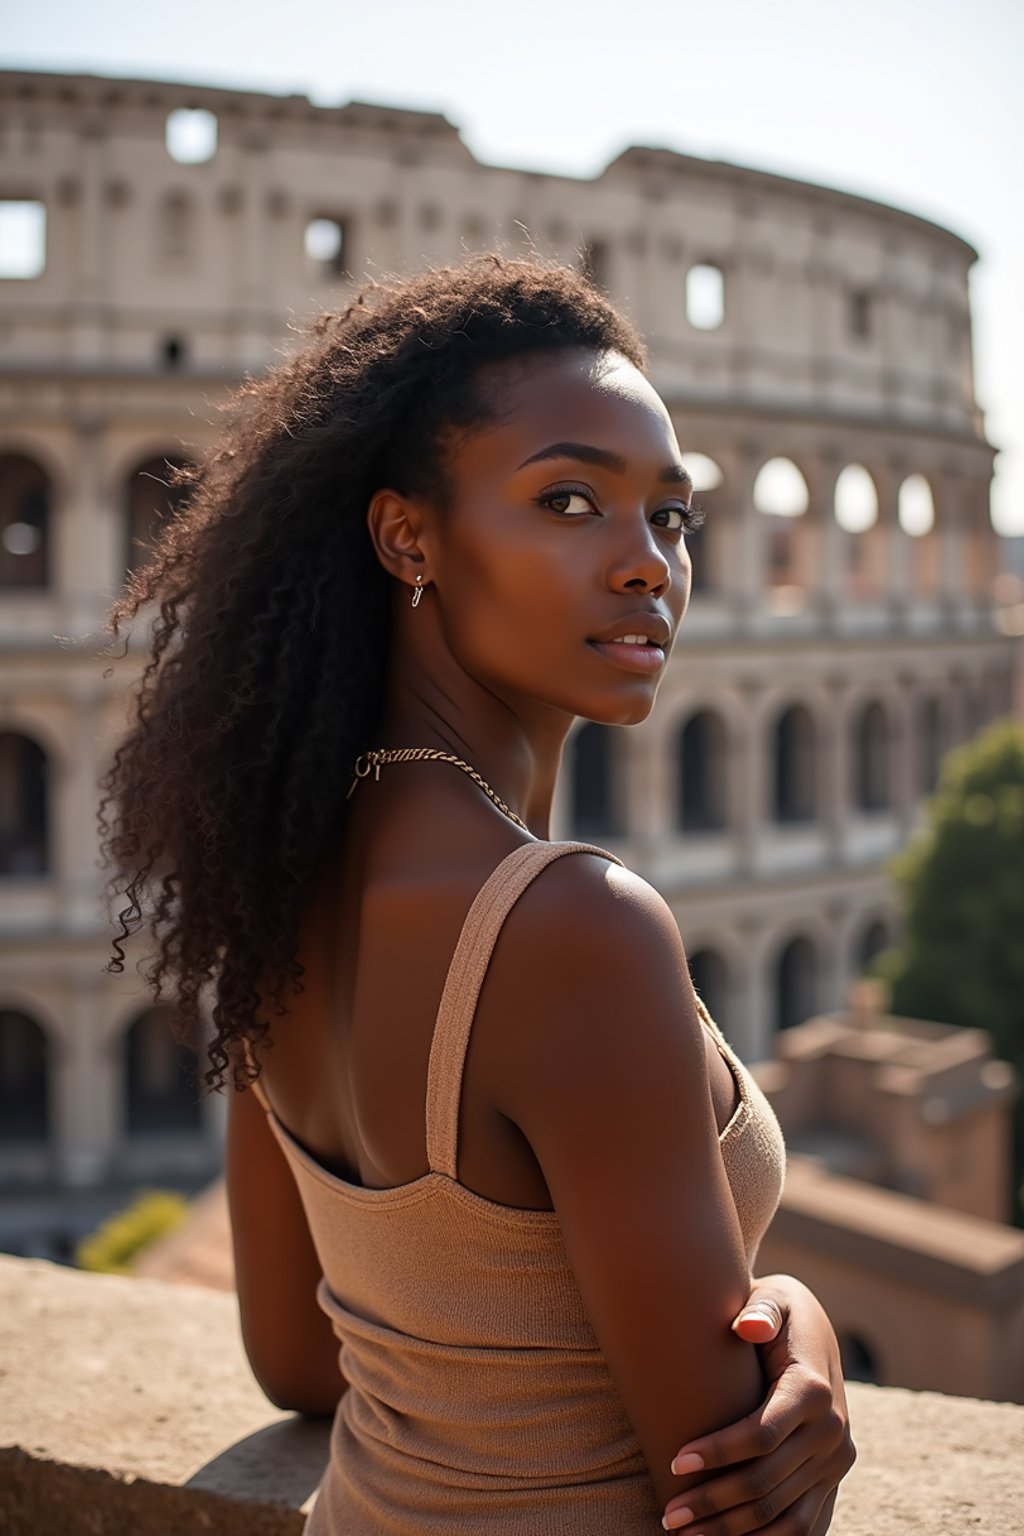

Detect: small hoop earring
[410, 574, 424, 608]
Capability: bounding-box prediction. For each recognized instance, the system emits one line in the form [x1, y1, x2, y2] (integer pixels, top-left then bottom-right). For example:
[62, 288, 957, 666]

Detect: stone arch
[753, 457, 811, 603]
[835, 464, 882, 598]
[0, 451, 51, 589]
[304, 212, 352, 280]
[123, 453, 195, 577]
[123, 1004, 203, 1136]
[771, 703, 818, 824]
[0, 1005, 49, 1142]
[0, 433, 68, 500]
[834, 464, 879, 533]
[679, 452, 724, 595]
[677, 709, 730, 831]
[569, 722, 625, 838]
[853, 914, 893, 975]
[753, 457, 809, 518]
[852, 699, 892, 812]
[901, 470, 941, 594]
[772, 932, 820, 1031]
[0, 703, 65, 771]
[898, 473, 935, 537]
[0, 730, 49, 876]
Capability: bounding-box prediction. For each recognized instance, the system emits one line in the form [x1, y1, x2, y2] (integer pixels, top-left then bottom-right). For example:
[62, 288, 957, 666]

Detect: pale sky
[5, 0, 1023, 534]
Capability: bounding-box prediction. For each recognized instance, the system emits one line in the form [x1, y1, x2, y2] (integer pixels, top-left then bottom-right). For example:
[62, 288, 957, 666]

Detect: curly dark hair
[97, 253, 648, 1093]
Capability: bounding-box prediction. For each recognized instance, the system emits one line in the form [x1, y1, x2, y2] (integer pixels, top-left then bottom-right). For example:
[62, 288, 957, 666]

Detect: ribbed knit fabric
[247, 839, 787, 1534]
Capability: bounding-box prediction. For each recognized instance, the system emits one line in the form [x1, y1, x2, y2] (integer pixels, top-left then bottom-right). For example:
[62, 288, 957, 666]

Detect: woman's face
[424, 346, 693, 729]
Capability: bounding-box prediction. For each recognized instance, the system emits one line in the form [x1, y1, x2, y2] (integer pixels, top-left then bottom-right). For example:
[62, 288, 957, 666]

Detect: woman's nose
[606, 512, 676, 594]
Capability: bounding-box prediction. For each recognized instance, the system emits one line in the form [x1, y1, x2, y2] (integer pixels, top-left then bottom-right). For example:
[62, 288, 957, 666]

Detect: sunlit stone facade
[0, 70, 1012, 1255]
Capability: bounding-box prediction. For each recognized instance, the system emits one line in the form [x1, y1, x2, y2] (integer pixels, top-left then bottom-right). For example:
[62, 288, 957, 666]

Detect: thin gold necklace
[346, 747, 530, 832]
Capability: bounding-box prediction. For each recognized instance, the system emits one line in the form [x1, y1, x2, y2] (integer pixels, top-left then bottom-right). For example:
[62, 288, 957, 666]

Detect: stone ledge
[3, 1254, 1024, 1534]
[0, 1255, 328, 1535]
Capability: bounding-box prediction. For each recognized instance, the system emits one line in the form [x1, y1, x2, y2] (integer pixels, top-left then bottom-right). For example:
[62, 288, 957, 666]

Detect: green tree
[878, 718, 1024, 1224]
[75, 1187, 188, 1274]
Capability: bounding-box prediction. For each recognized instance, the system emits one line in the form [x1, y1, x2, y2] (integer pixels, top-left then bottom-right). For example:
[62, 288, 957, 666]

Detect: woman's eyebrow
[517, 440, 692, 488]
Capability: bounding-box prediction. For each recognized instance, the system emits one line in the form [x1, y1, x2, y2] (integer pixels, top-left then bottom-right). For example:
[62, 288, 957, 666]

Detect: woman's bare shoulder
[479, 846, 703, 1106]
[500, 847, 689, 987]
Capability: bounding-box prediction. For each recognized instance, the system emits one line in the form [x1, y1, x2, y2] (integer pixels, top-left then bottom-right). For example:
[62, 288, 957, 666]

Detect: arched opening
[0, 1008, 48, 1142]
[920, 695, 943, 793]
[855, 918, 891, 975]
[124, 1006, 202, 1136]
[688, 948, 729, 1030]
[772, 705, 817, 824]
[774, 935, 818, 1032]
[124, 455, 194, 577]
[838, 1332, 879, 1384]
[0, 732, 48, 876]
[677, 711, 729, 831]
[898, 474, 935, 537]
[853, 701, 891, 812]
[899, 473, 940, 594]
[679, 452, 723, 595]
[570, 723, 623, 838]
[0, 452, 51, 589]
[304, 214, 350, 280]
[753, 458, 809, 607]
[835, 465, 879, 533]
[753, 457, 809, 519]
[835, 465, 880, 596]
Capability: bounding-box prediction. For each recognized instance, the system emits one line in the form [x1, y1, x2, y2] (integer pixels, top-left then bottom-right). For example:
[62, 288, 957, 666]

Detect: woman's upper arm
[489, 856, 763, 1510]
[225, 1058, 345, 1415]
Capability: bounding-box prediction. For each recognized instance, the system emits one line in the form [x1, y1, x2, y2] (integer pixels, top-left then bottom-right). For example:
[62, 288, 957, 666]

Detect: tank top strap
[424, 839, 626, 1179]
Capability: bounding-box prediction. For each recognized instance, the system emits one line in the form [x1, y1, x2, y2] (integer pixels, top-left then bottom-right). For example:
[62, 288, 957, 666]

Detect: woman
[100, 256, 855, 1533]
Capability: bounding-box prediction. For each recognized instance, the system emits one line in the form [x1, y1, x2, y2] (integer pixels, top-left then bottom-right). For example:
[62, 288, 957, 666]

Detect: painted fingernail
[662, 1511, 694, 1531]
[670, 1453, 704, 1475]
[737, 1304, 777, 1324]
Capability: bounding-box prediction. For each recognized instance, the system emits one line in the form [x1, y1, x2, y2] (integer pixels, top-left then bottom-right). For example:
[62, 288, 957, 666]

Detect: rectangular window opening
[0, 201, 46, 280]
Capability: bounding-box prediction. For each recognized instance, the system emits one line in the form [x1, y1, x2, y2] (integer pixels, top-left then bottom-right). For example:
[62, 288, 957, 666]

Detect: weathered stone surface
[2, 1253, 1023, 1533]
[0, 1255, 328, 1533]
[835, 1379, 1024, 1534]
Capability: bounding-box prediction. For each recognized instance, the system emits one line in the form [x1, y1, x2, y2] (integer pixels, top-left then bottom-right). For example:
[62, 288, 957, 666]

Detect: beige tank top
[247, 839, 786, 1535]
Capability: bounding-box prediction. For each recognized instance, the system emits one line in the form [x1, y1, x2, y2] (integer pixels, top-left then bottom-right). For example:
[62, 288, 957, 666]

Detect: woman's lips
[586, 639, 666, 674]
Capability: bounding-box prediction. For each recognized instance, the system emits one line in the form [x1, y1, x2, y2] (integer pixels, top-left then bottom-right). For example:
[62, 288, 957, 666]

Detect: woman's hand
[662, 1274, 856, 1534]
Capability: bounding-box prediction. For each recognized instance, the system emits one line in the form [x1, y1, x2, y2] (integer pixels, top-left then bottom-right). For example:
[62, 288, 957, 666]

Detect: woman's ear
[365, 488, 431, 588]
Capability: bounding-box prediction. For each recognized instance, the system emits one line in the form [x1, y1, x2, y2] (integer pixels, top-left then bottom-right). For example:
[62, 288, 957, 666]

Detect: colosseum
[0, 69, 1013, 1257]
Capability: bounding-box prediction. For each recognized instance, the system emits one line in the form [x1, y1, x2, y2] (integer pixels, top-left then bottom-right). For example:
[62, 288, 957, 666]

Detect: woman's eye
[656, 502, 705, 534]
[541, 489, 594, 517]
